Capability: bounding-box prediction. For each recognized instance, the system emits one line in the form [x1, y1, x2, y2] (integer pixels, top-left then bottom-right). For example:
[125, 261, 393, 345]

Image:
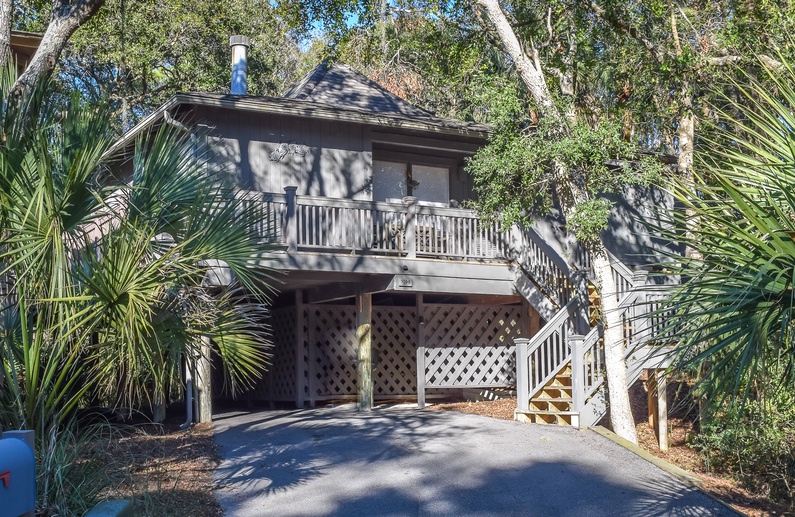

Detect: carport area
[213, 406, 736, 517]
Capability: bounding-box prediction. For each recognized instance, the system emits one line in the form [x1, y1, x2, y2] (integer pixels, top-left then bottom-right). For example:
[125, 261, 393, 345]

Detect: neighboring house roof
[108, 62, 489, 157]
[11, 30, 42, 70]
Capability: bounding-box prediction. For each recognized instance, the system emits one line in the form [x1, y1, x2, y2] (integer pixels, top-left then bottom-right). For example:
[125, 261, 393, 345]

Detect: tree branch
[587, 0, 665, 64]
[474, 0, 561, 121]
[0, 0, 12, 70]
[12, 0, 106, 99]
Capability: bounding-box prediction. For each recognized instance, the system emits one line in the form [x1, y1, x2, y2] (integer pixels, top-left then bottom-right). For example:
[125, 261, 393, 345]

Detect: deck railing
[238, 188, 515, 262]
[520, 228, 577, 306]
[568, 268, 660, 422]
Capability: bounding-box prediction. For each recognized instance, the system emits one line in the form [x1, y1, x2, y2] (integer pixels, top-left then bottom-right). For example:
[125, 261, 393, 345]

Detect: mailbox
[0, 432, 36, 517]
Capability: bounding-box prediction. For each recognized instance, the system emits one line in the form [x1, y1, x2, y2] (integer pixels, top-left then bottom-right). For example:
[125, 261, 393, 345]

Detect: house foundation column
[295, 289, 306, 408]
[647, 369, 668, 451]
[416, 293, 426, 409]
[197, 336, 213, 423]
[356, 288, 373, 411]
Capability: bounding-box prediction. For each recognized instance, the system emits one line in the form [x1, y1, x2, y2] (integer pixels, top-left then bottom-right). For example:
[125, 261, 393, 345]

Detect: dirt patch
[98, 418, 223, 517]
[431, 395, 792, 517]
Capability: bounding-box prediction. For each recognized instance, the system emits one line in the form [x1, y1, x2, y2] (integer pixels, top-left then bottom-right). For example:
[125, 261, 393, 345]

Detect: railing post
[417, 294, 426, 409]
[514, 338, 530, 413]
[570, 334, 585, 419]
[572, 269, 590, 334]
[284, 186, 298, 252]
[403, 196, 417, 259]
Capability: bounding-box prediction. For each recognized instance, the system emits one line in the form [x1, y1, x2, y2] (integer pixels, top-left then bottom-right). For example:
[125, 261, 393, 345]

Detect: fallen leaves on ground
[98, 419, 223, 517]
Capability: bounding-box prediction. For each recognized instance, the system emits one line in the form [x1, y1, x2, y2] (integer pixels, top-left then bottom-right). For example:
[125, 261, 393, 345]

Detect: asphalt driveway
[212, 405, 737, 517]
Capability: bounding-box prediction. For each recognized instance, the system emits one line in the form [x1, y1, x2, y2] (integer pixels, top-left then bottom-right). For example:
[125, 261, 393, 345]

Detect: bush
[693, 393, 795, 505]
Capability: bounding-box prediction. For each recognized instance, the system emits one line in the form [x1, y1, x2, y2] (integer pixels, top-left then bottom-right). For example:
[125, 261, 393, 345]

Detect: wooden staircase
[514, 230, 663, 428]
[515, 365, 578, 425]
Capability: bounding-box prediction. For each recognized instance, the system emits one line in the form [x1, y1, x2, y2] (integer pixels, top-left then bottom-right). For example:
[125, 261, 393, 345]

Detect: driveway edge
[589, 426, 743, 516]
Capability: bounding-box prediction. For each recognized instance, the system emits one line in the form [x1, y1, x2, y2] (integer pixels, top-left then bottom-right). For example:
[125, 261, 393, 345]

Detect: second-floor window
[372, 160, 449, 207]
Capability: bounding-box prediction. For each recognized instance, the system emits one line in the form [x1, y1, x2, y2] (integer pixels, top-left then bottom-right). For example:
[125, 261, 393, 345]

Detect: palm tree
[0, 71, 276, 436]
[654, 58, 795, 403]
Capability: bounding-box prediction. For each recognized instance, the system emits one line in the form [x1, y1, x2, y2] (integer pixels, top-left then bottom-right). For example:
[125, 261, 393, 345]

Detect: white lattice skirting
[254, 303, 527, 403]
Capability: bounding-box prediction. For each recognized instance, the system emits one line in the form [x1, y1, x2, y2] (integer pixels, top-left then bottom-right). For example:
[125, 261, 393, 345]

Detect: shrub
[693, 392, 795, 504]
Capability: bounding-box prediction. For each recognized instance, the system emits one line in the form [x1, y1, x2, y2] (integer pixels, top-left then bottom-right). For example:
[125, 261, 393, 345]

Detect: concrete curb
[589, 426, 744, 516]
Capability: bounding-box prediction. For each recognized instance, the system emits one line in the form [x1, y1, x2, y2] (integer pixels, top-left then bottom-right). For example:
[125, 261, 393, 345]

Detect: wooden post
[570, 334, 585, 426]
[284, 186, 298, 253]
[294, 290, 306, 408]
[197, 336, 213, 423]
[656, 369, 668, 451]
[403, 196, 417, 259]
[307, 305, 316, 408]
[647, 370, 657, 429]
[515, 338, 530, 413]
[416, 293, 426, 409]
[356, 288, 373, 411]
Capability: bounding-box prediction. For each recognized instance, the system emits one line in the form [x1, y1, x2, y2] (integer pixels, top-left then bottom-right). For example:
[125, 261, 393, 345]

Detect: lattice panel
[270, 307, 297, 399]
[251, 307, 296, 400]
[422, 305, 524, 387]
[308, 306, 358, 398]
[373, 307, 417, 396]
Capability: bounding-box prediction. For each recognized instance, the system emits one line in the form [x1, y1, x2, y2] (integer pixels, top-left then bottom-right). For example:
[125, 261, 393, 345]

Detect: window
[372, 160, 449, 207]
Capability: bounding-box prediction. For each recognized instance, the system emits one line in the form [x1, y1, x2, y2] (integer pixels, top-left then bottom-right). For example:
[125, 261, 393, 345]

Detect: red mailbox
[0, 431, 36, 517]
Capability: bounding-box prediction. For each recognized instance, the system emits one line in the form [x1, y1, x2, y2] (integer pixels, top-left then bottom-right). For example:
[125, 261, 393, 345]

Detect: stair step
[539, 386, 572, 393]
[531, 397, 572, 403]
[519, 409, 579, 416]
[529, 399, 573, 412]
[514, 409, 578, 426]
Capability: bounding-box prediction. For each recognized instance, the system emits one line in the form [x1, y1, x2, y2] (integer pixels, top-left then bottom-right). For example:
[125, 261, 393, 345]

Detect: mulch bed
[98, 418, 223, 516]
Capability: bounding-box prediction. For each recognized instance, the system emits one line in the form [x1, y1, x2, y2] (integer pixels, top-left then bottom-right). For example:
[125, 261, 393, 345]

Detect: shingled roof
[284, 62, 433, 119]
[108, 62, 489, 158]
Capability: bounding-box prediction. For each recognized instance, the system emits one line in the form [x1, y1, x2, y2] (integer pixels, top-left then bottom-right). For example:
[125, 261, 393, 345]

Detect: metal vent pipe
[230, 35, 250, 95]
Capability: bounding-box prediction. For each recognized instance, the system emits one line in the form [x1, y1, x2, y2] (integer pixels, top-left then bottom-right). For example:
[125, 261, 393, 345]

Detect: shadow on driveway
[212, 406, 737, 517]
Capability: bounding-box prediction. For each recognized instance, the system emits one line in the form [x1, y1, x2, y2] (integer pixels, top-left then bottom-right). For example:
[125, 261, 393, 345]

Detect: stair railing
[570, 326, 603, 415]
[570, 267, 656, 417]
[518, 227, 577, 307]
[515, 298, 579, 413]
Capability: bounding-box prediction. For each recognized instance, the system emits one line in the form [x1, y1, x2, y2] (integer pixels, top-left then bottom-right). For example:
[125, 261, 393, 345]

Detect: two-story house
[113, 39, 673, 432]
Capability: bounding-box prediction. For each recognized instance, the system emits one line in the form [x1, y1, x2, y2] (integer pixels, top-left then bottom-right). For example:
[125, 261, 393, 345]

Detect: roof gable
[284, 62, 432, 118]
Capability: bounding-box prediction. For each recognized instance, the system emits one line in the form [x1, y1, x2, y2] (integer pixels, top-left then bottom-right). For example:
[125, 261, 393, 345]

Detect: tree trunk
[152, 388, 166, 424]
[476, 0, 638, 443]
[591, 248, 637, 443]
[475, 0, 560, 119]
[197, 336, 213, 423]
[0, 0, 12, 71]
[12, 0, 105, 99]
[677, 86, 700, 260]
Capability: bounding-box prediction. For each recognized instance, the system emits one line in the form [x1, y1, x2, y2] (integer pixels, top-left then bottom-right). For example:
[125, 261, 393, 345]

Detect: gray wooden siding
[195, 106, 476, 203]
[532, 185, 682, 268]
[200, 106, 373, 200]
